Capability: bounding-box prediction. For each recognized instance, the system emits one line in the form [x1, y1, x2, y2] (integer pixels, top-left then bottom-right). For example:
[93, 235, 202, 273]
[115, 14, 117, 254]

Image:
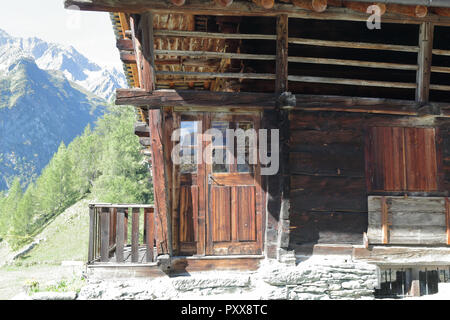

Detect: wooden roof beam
[170, 0, 185, 6]
[253, 0, 275, 10]
[343, 1, 386, 15]
[65, 0, 450, 26]
[291, 0, 327, 13]
[433, 7, 450, 17]
[215, 0, 233, 7]
[387, 4, 428, 18]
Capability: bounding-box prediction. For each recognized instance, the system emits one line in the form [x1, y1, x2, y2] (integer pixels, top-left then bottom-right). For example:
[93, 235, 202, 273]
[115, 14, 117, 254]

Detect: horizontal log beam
[154, 49, 276, 60]
[289, 37, 419, 52]
[120, 51, 136, 64]
[154, 30, 277, 40]
[288, 75, 416, 89]
[115, 88, 450, 117]
[116, 89, 278, 108]
[64, 0, 450, 27]
[135, 122, 150, 137]
[156, 70, 276, 80]
[116, 39, 134, 51]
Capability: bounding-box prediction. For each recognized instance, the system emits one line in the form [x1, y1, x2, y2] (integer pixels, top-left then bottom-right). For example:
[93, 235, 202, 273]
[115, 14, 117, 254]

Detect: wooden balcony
[88, 203, 156, 265]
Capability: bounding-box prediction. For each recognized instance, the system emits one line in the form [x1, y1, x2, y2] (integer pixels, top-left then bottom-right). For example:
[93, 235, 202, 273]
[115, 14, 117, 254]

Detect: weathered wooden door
[205, 113, 263, 255]
[175, 112, 263, 256]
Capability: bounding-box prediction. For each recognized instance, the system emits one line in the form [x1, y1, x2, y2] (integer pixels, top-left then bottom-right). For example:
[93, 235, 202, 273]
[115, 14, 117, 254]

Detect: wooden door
[175, 112, 263, 256]
[205, 114, 263, 255]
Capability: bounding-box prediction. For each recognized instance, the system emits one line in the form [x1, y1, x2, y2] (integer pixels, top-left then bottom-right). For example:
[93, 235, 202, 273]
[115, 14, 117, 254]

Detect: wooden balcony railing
[88, 203, 156, 264]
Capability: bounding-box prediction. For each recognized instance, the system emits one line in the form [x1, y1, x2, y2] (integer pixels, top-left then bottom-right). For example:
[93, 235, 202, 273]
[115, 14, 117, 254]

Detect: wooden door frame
[173, 111, 265, 257]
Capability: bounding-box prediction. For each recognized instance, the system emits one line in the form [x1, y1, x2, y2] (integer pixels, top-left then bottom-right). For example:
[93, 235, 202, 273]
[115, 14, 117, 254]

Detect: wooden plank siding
[288, 110, 450, 252]
[368, 196, 448, 245]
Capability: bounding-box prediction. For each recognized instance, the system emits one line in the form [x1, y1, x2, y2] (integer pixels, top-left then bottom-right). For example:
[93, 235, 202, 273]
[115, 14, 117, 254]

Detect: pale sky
[0, 0, 122, 70]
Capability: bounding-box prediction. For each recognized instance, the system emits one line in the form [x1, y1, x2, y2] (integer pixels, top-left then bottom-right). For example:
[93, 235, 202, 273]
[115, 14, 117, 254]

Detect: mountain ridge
[0, 28, 126, 101]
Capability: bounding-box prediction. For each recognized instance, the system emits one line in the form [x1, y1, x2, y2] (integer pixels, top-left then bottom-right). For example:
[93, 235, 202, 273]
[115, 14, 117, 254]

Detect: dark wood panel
[211, 186, 231, 242]
[179, 185, 197, 243]
[290, 151, 365, 177]
[236, 186, 256, 241]
[290, 129, 362, 146]
[289, 211, 367, 247]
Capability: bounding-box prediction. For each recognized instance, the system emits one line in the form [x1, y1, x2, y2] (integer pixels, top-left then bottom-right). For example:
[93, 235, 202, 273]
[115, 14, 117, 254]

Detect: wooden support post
[276, 15, 288, 94]
[149, 109, 172, 255]
[88, 206, 95, 263]
[116, 209, 125, 263]
[124, 209, 128, 245]
[171, 113, 181, 256]
[100, 207, 110, 263]
[381, 196, 389, 244]
[130, 13, 155, 92]
[145, 208, 155, 262]
[416, 22, 434, 103]
[131, 208, 140, 263]
[275, 14, 292, 259]
[446, 197, 450, 245]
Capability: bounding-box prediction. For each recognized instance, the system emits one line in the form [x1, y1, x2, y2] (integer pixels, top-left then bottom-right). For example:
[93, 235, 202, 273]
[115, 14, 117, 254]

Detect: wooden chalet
[67, 0, 450, 294]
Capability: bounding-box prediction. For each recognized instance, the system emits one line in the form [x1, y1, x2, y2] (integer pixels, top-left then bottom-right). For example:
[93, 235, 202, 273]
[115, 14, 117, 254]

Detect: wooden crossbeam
[289, 37, 419, 52]
[114, 88, 450, 116]
[154, 30, 277, 40]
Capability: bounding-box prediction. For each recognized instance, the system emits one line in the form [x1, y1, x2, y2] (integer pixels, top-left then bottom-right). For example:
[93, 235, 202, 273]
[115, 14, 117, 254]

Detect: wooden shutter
[366, 127, 438, 192]
[367, 127, 406, 191]
[404, 128, 438, 191]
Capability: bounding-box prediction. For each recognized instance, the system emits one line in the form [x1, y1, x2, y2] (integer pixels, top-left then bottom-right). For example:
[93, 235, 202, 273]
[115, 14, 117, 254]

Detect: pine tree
[0, 177, 23, 243]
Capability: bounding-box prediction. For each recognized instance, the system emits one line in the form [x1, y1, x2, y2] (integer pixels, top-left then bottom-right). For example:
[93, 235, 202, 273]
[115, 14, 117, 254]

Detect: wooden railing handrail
[89, 203, 154, 209]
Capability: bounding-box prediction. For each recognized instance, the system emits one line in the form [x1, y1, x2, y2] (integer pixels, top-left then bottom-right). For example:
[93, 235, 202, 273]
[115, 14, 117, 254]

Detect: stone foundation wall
[77, 257, 379, 300]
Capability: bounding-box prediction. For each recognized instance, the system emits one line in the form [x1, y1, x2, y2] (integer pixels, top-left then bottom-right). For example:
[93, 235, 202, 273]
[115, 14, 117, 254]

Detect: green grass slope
[16, 199, 91, 265]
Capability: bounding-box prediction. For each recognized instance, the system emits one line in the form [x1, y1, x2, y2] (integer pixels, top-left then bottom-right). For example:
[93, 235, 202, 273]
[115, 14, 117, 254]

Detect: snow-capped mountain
[0, 55, 107, 190]
[0, 28, 126, 100]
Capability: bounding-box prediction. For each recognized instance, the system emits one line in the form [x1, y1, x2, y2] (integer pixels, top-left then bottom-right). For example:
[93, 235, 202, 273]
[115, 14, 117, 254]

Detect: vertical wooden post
[275, 14, 292, 259]
[416, 22, 434, 103]
[131, 208, 140, 263]
[276, 14, 289, 94]
[171, 112, 181, 255]
[446, 197, 450, 245]
[116, 209, 125, 263]
[100, 207, 110, 263]
[145, 207, 155, 262]
[124, 209, 128, 245]
[88, 205, 95, 263]
[149, 109, 173, 255]
[381, 196, 389, 244]
[130, 13, 155, 92]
